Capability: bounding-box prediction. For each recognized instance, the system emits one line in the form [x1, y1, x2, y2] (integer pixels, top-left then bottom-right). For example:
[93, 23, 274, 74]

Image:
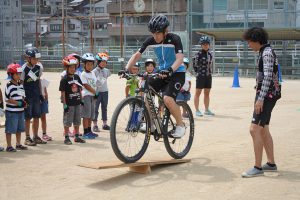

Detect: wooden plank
[78, 158, 191, 170]
[129, 165, 151, 174]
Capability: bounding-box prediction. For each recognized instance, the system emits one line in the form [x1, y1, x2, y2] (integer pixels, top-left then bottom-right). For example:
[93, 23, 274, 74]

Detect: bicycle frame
[138, 75, 175, 139]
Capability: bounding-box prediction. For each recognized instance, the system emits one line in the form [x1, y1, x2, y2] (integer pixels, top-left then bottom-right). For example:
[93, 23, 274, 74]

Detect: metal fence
[1, 43, 300, 78]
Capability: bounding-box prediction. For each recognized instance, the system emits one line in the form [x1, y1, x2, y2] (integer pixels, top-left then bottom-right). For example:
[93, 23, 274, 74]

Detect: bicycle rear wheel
[110, 97, 151, 163]
[163, 101, 194, 159]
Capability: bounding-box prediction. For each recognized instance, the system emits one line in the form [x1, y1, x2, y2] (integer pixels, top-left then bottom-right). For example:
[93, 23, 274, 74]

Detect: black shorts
[252, 95, 277, 127]
[149, 72, 185, 100]
[196, 75, 212, 89]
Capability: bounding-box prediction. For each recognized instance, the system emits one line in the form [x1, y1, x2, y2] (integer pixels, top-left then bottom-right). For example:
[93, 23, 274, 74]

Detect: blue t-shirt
[139, 33, 185, 72]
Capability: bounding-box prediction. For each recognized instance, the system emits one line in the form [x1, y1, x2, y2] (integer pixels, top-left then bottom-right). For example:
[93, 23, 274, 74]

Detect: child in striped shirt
[4, 63, 28, 152]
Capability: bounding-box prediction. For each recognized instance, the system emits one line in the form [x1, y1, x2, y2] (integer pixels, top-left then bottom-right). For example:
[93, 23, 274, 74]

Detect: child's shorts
[176, 91, 191, 102]
[63, 105, 81, 127]
[41, 100, 49, 114]
[25, 98, 41, 119]
[81, 95, 95, 119]
[5, 111, 25, 134]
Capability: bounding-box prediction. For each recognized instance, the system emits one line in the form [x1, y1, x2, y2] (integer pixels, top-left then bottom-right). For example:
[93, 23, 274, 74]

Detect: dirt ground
[0, 71, 299, 200]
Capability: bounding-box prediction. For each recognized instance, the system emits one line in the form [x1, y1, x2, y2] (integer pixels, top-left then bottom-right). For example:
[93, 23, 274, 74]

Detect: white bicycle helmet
[81, 53, 95, 62]
[145, 58, 156, 67]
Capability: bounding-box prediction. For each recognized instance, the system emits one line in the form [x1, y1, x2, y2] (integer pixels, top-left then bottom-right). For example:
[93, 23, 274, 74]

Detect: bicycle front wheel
[110, 97, 151, 163]
[163, 101, 194, 159]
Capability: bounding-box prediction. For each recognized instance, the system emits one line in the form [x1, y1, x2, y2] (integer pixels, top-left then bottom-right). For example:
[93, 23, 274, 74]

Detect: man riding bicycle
[125, 14, 186, 138]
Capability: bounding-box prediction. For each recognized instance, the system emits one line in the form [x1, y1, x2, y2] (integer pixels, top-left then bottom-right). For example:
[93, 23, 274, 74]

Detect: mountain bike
[110, 71, 194, 163]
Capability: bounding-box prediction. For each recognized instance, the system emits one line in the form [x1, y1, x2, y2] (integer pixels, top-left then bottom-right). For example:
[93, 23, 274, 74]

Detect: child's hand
[39, 95, 45, 103]
[63, 104, 69, 113]
[94, 92, 99, 99]
[17, 100, 27, 108]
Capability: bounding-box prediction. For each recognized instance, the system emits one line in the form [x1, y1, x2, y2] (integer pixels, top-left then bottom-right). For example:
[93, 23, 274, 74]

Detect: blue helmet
[25, 47, 41, 58]
[199, 36, 210, 45]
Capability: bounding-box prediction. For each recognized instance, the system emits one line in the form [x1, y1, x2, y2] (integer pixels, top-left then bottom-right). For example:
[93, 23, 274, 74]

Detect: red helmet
[62, 55, 78, 67]
[7, 63, 22, 74]
[68, 53, 81, 60]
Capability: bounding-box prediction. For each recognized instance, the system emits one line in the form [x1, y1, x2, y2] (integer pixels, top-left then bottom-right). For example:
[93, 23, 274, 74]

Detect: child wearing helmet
[92, 52, 111, 132]
[4, 63, 28, 152]
[125, 62, 140, 97]
[60, 53, 82, 79]
[80, 53, 98, 139]
[59, 55, 86, 145]
[176, 58, 192, 117]
[21, 47, 47, 146]
[193, 35, 215, 117]
[144, 58, 156, 74]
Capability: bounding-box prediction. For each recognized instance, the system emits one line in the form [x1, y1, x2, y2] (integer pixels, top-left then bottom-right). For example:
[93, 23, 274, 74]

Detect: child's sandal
[6, 146, 17, 152]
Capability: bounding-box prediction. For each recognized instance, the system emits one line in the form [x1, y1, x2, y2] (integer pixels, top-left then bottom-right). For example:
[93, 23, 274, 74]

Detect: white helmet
[81, 53, 95, 62]
[145, 58, 156, 67]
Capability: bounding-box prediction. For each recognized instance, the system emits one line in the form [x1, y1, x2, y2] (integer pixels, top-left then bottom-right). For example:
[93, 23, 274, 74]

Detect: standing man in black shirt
[242, 27, 281, 178]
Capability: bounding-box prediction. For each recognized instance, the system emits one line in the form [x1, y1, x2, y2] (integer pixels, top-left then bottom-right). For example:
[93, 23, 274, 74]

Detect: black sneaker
[74, 137, 86, 143]
[102, 124, 110, 130]
[64, 137, 72, 145]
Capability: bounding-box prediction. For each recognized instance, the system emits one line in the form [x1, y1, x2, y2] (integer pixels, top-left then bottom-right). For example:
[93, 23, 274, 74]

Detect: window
[95, 7, 104, 13]
[16, 0, 18, 7]
[68, 24, 75, 30]
[95, 23, 103, 29]
[6, 22, 11, 27]
[213, 0, 227, 11]
[238, 0, 267, 10]
[253, 0, 268, 9]
[274, 0, 284, 9]
[50, 24, 62, 31]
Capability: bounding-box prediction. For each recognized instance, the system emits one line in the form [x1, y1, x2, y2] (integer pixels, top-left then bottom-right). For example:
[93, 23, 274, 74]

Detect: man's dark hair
[243, 27, 269, 45]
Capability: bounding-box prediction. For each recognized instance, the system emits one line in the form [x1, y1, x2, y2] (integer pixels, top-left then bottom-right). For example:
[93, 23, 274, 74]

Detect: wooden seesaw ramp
[78, 158, 191, 174]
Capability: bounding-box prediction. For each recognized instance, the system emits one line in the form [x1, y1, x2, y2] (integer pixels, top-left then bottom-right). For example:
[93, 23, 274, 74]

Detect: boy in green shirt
[125, 63, 140, 97]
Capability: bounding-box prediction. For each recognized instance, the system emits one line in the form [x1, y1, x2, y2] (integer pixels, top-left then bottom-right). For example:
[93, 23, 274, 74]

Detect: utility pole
[35, 0, 38, 47]
[62, 0, 66, 57]
[120, 0, 123, 68]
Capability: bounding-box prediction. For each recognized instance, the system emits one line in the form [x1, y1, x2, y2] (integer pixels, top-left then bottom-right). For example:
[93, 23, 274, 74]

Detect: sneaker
[171, 125, 186, 138]
[102, 124, 110, 130]
[64, 137, 72, 145]
[33, 136, 47, 144]
[74, 137, 86, 143]
[16, 144, 28, 150]
[204, 109, 215, 116]
[42, 134, 52, 141]
[262, 163, 277, 171]
[195, 110, 203, 117]
[25, 138, 37, 146]
[6, 146, 17, 152]
[241, 167, 264, 178]
[83, 132, 96, 139]
[0, 146, 4, 151]
[93, 125, 100, 132]
[90, 131, 99, 137]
